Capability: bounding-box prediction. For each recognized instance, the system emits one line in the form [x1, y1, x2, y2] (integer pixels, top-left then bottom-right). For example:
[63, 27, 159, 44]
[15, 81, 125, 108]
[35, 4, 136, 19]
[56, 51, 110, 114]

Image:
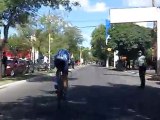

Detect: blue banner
[106, 19, 111, 44]
[106, 19, 110, 37]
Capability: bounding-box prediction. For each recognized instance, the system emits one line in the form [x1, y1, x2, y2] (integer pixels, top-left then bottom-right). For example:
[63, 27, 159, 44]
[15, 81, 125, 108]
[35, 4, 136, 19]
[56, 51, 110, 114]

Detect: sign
[110, 7, 158, 23]
[107, 48, 112, 52]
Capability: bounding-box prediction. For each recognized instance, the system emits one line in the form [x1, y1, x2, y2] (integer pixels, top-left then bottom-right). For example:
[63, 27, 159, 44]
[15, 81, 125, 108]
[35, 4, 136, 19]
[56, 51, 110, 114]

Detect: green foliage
[0, 0, 79, 40]
[81, 47, 92, 62]
[91, 24, 107, 61]
[7, 34, 31, 54]
[7, 14, 84, 60]
[63, 26, 84, 53]
[108, 23, 153, 60]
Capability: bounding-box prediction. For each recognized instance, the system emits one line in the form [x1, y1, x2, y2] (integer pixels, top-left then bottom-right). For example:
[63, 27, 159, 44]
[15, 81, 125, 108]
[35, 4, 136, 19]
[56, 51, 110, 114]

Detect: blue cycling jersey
[54, 49, 70, 61]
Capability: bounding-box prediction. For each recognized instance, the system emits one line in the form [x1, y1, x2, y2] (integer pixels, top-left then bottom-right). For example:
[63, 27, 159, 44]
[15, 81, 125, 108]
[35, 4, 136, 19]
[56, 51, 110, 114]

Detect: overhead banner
[110, 7, 158, 23]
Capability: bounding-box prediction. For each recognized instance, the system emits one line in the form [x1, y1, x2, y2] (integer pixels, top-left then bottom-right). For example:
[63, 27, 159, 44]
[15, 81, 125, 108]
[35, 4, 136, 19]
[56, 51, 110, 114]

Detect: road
[0, 65, 160, 120]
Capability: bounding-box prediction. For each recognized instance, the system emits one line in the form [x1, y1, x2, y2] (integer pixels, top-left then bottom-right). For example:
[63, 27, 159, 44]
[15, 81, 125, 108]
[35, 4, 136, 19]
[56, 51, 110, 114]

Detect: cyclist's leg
[54, 59, 61, 90]
[54, 69, 60, 89]
[63, 61, 69, 88]
[62, 61, 69, 98]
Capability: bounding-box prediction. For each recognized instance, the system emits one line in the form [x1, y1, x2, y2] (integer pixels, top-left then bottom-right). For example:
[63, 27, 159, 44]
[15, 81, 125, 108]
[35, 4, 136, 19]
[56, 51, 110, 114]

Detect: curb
[124, 71, 160, 82]
[0, 65, 87, 89]
[0, 80, 26, 89]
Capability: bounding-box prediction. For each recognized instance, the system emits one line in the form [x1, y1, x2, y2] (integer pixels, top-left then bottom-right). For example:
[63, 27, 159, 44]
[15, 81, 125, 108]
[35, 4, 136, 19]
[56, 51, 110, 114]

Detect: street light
[106, 47, 112, 68]
[36, 11, 52, 70]
[46, 10, 53, 71]
[30, 35, 36, 63]
[79, 45, 83, 65]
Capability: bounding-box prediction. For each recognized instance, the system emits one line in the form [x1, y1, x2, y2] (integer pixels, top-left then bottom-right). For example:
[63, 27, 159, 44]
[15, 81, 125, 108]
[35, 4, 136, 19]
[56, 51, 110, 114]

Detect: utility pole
[48, 10, 51, 71]
[80, 46, 82, 65]
[152, 0, 157, 30]
[152, 0, 155, 7]
[152, 0, 159, 74]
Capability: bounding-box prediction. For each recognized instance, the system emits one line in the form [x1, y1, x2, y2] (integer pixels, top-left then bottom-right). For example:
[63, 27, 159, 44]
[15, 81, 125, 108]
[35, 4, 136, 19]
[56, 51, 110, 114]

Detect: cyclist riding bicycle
[53, 49, 71, 99]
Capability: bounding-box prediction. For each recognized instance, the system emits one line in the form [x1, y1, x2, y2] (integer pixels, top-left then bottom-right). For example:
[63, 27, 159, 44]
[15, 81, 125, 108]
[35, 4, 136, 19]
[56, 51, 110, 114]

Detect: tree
[108, 23, 153, 68]
[81, 47, 91, 63]
[7, 34, 31, 57]
[7, 14, 84, 61]
[63, 26, 84, 53]
[91, 24, 107, 63]
[0, 0, 79, 42]
[0, 0, 79, 78]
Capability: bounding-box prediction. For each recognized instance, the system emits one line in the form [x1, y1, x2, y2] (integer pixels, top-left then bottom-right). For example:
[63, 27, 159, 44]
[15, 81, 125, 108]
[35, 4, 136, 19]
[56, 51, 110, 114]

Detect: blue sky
[61, 0, 157, 48]
[1, 0, 160, 48]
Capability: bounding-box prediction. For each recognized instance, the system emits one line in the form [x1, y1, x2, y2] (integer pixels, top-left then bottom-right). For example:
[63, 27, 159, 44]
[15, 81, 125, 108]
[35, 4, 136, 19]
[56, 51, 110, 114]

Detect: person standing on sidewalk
[137, 51, 147, 88]
[2, 52, 8, 77]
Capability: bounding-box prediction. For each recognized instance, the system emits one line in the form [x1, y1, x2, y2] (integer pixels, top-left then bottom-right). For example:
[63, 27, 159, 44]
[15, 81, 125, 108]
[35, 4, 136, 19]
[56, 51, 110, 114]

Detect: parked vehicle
[25, 60, 35, 73]
[35, 62, 48, 71]
[5, 59, 27, 76]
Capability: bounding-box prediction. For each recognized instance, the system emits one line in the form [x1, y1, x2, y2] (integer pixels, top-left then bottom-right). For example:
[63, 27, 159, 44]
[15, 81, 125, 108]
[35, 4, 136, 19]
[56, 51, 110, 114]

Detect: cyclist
[53, 49, 71, 98]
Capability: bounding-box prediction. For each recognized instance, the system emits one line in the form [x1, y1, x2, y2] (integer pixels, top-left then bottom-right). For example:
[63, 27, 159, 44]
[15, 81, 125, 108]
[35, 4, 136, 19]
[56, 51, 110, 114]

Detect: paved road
[0, 65, 160, 120]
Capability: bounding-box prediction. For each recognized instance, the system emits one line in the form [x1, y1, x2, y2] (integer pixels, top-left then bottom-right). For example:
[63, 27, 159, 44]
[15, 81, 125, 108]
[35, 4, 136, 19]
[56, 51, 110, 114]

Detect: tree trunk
[0, 24, 10, 79]
[132, 59, 135, 69]
[4, 24, 9, 41]
[0, 45, 2, 80]
[0, 39, 5, 80]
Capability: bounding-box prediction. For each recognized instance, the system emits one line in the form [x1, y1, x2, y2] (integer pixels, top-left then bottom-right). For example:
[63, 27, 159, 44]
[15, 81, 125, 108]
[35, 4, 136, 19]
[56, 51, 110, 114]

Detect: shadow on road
[0, 83, 160, 119]
[104, 73, 138, 77]
[27, 75, 78, 83]
[2, 74, 42, 81]
[68, 77, 78, 81]
[26, 75, 52, 82]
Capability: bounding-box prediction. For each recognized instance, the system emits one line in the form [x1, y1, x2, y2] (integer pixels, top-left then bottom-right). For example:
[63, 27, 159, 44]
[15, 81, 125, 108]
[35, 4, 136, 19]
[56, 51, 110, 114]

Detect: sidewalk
[107, 66, 160, 81]
[0, 64, 86, 88]
[126, 69, 160, 81]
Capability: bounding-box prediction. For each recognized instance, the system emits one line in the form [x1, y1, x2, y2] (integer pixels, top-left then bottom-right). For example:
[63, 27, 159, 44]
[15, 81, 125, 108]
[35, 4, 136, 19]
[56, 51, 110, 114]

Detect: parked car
[5, 59, 27, 76]
[35, 62, 48, 71]
[25, 60, 35, 73]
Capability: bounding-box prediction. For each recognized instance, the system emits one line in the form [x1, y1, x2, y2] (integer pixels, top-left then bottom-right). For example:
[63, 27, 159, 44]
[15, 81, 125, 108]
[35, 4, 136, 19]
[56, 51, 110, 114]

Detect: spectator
[71, 58, 75, 69]
[137, 51, 147, 89]
[2, 52, 8, 76]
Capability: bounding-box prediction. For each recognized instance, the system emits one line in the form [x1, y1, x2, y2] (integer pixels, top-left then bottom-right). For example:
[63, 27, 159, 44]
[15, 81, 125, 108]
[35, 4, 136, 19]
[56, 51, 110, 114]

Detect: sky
[62, 0, 159, 48]
[1, 0, 160, 48]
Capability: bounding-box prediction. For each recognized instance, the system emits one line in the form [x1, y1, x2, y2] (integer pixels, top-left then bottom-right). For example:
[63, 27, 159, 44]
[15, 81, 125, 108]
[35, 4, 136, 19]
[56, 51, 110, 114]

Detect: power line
[77, 26, 97, 28]
[67, 19, 106, 23]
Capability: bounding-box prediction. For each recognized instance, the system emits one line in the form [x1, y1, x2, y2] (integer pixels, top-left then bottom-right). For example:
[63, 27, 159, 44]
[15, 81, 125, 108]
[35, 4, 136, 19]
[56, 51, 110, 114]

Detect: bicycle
[55, 70, 64, 108]
[55, 67, 72, 108]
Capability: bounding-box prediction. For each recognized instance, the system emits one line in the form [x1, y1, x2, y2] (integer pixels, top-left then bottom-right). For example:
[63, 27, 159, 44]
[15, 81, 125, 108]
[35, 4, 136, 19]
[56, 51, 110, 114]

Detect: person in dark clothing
[137, 51, 146, 88]
[71, 58, 75, 69]
[2, 52, 8, 76]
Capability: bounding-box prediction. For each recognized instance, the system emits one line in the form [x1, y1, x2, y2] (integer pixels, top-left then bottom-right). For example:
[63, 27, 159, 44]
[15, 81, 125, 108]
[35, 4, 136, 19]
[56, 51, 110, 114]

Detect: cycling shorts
[54, 59, 68, 75]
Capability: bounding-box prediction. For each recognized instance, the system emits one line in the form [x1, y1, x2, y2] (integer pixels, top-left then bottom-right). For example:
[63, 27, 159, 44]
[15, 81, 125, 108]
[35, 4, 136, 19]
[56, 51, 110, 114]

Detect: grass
[0, 69, 58, 86]
[0, 80, 15, 86]
[0, 73, 44, 86]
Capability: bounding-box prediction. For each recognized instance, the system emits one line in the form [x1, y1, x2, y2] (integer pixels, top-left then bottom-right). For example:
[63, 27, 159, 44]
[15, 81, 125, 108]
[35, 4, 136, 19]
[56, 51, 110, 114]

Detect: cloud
[85, 2, 108, 12]
[70, 0, 108, 12]
[125, 0, 151, 7]
[135, 22, 153, 28]
[135, 22, 148, 27]
[124, 0, 160, 7]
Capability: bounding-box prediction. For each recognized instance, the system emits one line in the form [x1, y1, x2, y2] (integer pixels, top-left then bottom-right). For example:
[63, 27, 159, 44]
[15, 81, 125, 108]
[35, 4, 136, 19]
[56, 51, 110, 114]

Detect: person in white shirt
[137, 50, 146, 88]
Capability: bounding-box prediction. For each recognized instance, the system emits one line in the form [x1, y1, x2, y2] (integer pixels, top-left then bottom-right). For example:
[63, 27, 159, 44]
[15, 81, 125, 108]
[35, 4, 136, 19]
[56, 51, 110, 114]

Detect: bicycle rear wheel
[57, 72, 64, 108]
